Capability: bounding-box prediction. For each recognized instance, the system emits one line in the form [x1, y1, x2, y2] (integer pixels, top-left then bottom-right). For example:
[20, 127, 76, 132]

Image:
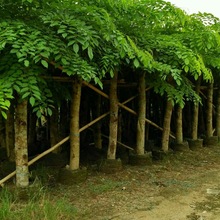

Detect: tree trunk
[136, 72, 146, 155]
[107, 71, 118, 159]
[216, 87, 220, 137]
[6, 105, 15, 161]
[93, 94, 102, 149]
[176, 105, 183, 144]
[15, 100, 29, 187]
[161, 99, 173, 152]
[69, 78, 82, 170]
[206, 82, 213, 138]
[192, 77, 201, 140]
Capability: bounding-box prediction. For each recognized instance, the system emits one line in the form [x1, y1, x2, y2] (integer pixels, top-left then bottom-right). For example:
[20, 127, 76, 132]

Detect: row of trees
[1, 0, 220, 187]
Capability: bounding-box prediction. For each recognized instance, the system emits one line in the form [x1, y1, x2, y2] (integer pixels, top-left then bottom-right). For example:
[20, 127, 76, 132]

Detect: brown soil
[49, 146, 220, 220]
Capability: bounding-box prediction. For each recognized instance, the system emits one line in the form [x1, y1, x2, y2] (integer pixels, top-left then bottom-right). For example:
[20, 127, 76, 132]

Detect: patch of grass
[89, 178, 127, 194]
[0, 186, 77, 220]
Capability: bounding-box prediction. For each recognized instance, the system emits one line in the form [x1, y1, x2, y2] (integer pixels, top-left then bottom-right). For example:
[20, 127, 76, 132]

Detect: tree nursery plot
[1, 146, 220, 219]
[1, 1, 220, 219]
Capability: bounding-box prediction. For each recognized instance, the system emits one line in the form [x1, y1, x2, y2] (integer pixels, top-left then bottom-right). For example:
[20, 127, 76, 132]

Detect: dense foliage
[0, 0, 220, 117]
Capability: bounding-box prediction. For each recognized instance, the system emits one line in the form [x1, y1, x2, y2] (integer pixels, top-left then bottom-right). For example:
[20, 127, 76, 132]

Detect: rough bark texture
[136, 72, 146, 155]
[15, 100, 29, 187]
[216, 87, 220, 137]
[192, 77, 201, 140]
[161, 99, 173, 152]
[93, 94, 102, 149]
[206, 83, 213, 138]
[176, 106, 183, 144]
[69, 78, 82, 170]
[6, 105, 15, 161]
[107, 72, 118, 160]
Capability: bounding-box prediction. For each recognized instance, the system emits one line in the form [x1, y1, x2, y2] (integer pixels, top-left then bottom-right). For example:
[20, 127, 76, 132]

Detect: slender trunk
[136, 72, 146, 155]
[206, 82, 213, 138]
[107, 71, 118, 159]
[69, 78, 82, 170]
[93, 94, 102, 149]
[161, 99, 173, 152]
[50, 107, 60, 153]
[6, 105, 15, 161]
[216, 87, 220, 137]
[15, 100, 29, 187]
[192, 77, 201, 140]
[176, 105, 183, 144]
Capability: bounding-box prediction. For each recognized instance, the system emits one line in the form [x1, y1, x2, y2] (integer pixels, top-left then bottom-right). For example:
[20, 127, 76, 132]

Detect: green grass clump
[0, 186, 77, 220]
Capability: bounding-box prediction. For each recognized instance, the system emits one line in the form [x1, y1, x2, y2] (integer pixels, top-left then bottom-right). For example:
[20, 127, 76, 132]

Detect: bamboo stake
[0, 112, 111, 186]
[88, 128, 134, 151]
[0, 136, 70, 187]
[47, 60, 172, 137]
[79, 112, 109, 132]
[83, 82, 175, 139]
[122, 87, 151, 105]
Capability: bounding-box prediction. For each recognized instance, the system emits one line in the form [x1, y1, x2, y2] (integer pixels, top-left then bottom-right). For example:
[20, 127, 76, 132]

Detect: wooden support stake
[83, 82, 175, 139]
[0, 136, 70, 187]
[88, 128, 134, 151]
[47, 60, 172, 137]
[0, 111, 111, 186]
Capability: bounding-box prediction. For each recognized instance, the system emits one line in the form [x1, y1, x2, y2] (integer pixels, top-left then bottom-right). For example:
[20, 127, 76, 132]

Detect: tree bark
[206, 82, 213, 138]
[176, 105, 183, 144]
[69, 78, 82, 170]
[6, 105, 15, 161]
[161, 99, 173, 152]
[107, 71, 118, 159]
[192, 77, 201, 140]
[136, 72, 146, 155]
[216, 87, 220, 137]
[15, 100, 29, 187]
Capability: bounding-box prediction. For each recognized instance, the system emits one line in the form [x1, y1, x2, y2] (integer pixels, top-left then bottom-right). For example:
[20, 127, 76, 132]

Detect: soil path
[54, 147, 220, 220]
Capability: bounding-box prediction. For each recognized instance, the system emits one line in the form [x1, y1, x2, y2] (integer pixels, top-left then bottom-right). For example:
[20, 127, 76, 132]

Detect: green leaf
[88, 47, 93, 60]
[73, 43, 79, 54]
[61, 58, 69, 65]
[47, 108, 53, 116]
[62, 33, 68, 38]
[29, 96, 35, 107]
[4, 100, 10, 108]
[24, 60, 30, 67]
[184, 65, 189, 73]
[133, 59, 140, 68]
[1, 111, 7, 119]
[13, 85, 20, 92]
[184, 58, 189, 65]
[21, 92, 31, 99]
[41, 60, 48, 68]
[36, 110, 42, 118]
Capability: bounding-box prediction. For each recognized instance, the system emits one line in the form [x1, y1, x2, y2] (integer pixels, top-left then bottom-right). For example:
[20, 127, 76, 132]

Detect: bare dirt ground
[52, 146, 220, 220]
